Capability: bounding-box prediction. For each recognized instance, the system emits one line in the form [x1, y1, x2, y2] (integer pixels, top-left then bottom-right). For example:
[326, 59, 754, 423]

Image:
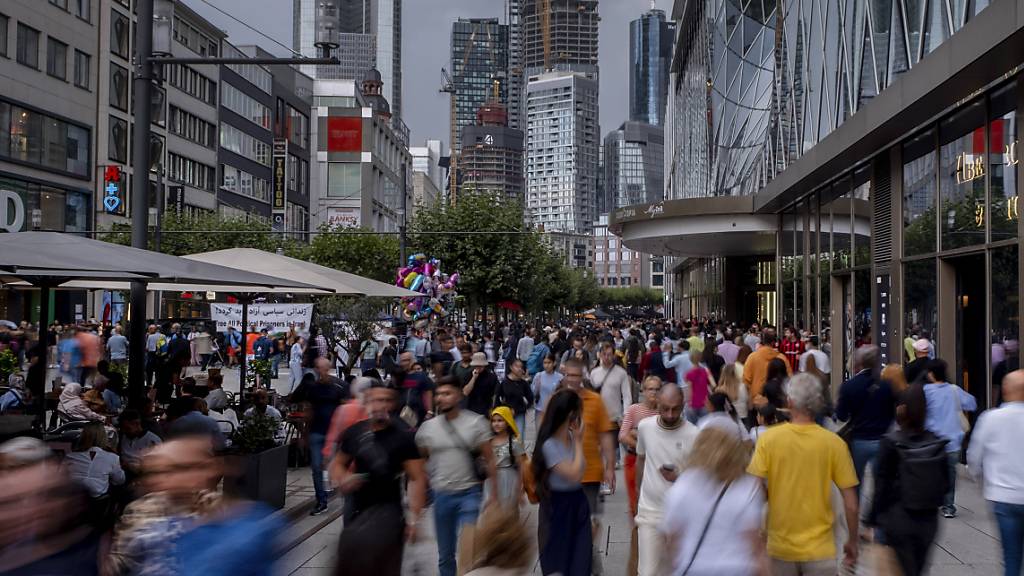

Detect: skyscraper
[460, 99, 525, 202]
[629, 7, 674, 126]
[522, 0, 600, 79]
[292, 0, 401, 118]
[525, 72, 599, 235]
[604, 122, 664, 209]
[450, 18, 509, 152]
[506, 0, 525, 132]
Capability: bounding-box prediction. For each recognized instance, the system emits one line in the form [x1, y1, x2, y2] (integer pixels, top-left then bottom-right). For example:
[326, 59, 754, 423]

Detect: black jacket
[494, 375, 534, 416]
[835, 370, 895, 440]
[464, 369, 499, 417]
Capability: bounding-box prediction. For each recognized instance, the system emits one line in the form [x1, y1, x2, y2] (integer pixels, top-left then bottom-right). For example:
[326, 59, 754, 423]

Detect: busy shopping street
[4, 0, 1024, 575]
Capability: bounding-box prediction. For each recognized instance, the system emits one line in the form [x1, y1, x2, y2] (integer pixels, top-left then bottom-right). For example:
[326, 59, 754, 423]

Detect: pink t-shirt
[685, 366, 711, 409]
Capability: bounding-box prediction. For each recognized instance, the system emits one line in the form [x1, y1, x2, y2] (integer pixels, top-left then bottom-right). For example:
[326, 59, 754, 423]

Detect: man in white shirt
[591, 341, 632, 428]
[635, 384, 700, 576]
[118, 409, 162, 474]
[798, 336, 831, 375]
[204, 373, 228, 412]
[106, 326, 128, 365]
[967, 370, 1024, 575]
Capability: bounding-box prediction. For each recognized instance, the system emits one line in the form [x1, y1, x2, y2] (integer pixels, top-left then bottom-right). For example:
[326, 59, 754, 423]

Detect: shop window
[991, 246, 1019, 404]
[10, 106, 42, 164]
[41, 117, 67, 173]
[65, 191, 88, 232]
[904, 259, 938, 360]
[990, 82, 1018, 242]
[903, 130, 937, 256]
[852, 166, 871, 266]
[37, 189, 66, 231]
[939, 100, 986, 250]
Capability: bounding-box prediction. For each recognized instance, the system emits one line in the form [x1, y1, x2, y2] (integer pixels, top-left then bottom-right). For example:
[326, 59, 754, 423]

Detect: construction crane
[540, 0, 551, 70]
[440, 67, 458, 204]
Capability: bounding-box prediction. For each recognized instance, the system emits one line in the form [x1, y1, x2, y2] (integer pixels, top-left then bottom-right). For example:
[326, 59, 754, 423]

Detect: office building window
[327, 163, 361, 197]
[286, 106, 308, 149]
[219, 124, 270, 166]
[222, 83, 271, 130]
[110, 9, 129, 59]
[74, 0, 91, 21]
[73, 50, 90, 90]
[0, 100, 89, 176]
[46, 37, 67, 80]
[110, 63, 129, 111]
[166, 63, 216, 105]
[0, 14, 8, 58]
[17, 24, 39, 69]
[108, 116, 127, 163]
[220, 164, 270, 203]
[167, 152, 215, 192]
[169, 106, 216, 149]
[49, 0, 68, 10]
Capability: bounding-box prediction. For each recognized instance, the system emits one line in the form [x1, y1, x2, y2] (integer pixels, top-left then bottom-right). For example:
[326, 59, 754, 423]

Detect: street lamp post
[126, 0, 338, 405]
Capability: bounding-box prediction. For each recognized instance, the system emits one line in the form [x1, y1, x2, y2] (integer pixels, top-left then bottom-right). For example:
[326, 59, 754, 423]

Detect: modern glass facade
[604, 121, 664, 209]
[629, 9, 673, 127]
[450, 19, 509, 152]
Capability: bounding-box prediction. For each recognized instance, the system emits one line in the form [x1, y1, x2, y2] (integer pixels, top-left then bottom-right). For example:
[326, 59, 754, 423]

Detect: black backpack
[894, 436, 950, 511]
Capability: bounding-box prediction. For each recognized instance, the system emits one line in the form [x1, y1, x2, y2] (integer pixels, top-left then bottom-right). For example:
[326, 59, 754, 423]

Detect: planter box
[224, 443, 289, 509]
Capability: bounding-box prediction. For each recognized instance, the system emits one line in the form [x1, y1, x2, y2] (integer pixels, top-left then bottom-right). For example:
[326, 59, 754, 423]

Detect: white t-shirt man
[635, 416, 700, 576]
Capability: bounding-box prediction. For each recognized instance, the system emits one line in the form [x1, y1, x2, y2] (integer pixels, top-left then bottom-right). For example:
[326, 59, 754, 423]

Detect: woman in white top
[661, 427, 768, 576]
[715, 363, 749, 425]
[63, 421, 125, 498]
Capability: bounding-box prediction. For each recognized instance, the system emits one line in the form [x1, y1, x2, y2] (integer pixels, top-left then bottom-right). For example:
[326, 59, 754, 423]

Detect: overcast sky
[191, 0, 673, 146]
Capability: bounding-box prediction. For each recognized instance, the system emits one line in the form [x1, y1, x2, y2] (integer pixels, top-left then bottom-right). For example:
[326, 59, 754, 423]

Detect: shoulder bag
[950, 385, 971, 432]
[441, 415, 488, 481]
[681, 481, 732, 576]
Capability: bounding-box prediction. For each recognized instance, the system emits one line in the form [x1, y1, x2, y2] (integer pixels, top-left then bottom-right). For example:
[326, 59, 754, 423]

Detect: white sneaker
[599, 483, 612, 496]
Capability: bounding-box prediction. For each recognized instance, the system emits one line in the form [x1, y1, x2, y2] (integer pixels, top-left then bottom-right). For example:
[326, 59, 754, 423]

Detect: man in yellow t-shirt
[748, 373, 860, 575]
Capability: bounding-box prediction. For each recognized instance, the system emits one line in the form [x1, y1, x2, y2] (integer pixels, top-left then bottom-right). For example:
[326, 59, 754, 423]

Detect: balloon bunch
[396, 253, 460, 322]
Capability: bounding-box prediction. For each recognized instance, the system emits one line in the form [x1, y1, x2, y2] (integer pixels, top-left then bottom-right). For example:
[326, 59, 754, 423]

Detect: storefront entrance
[943, 254, 989, 411]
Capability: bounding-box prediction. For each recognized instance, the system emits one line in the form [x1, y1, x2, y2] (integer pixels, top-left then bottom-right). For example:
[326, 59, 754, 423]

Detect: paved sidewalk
[276, 463, 1005, 576]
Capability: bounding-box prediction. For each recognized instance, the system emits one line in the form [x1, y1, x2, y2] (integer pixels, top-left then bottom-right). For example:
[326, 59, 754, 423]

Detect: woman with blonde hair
[715, 363, 749, 425]
[660, 428, 768, 575]
[465, 505, 533, 576]
[881, 363, 909, 395]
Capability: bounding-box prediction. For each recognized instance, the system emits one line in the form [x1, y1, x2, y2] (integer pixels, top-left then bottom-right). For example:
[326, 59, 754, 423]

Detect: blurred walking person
[333, 380, 427, 576]
[968, 370, 1024, 576]
[661, 427, 767, 575]
[866, 383, 949, 576]
[634, 384, 699, 575]
[416, 376, 497, 576]
[748, 373, 860, 574]
[533, 389, 591, 576]
[923, 359, 977, 518]
[835, 345, 895, 488]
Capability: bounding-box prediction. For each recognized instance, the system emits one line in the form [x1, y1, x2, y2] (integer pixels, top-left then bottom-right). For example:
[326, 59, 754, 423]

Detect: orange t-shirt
[742, 345, 791, 398]
[245, 332, 259, 355]
[579, 388, 615, 484]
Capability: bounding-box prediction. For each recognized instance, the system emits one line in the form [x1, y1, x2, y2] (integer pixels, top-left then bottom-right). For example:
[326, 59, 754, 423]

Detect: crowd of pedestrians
[2, 314, 1024, 576]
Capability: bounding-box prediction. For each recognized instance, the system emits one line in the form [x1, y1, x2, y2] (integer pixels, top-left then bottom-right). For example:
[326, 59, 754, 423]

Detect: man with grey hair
[749, 373, 860, 575]
[835, 345, 895, 487]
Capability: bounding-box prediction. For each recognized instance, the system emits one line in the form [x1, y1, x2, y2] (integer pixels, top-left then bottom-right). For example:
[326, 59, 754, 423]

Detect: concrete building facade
[460, 100, 524, 202]
[525, 71, 599, 235]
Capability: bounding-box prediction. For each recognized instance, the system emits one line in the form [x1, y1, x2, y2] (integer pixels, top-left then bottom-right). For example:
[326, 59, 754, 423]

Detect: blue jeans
[309, 433, 327, 506]
[850, 438, 881, 492]
[269, 353, 280, 378]
[433, 486, 482, 576]
[514, 413, 526, 441]
[944, 452, 959, 513]
[685, 407, 707, 425]
[993, 501, 1024, 576]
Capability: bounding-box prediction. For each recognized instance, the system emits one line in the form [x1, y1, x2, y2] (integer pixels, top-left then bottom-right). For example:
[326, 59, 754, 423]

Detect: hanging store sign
[272, 139, 288, 232]
[210, 303, 313, 333]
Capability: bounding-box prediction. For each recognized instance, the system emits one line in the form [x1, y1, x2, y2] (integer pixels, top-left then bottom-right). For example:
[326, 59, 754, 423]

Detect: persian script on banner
[210, 304, 314, 333]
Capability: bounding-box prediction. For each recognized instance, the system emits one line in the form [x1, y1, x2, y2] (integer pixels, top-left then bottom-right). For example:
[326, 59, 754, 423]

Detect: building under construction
[521, 0, 600, 79]
[460, 99, 525, 202]
[450, 18, 510, 152]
